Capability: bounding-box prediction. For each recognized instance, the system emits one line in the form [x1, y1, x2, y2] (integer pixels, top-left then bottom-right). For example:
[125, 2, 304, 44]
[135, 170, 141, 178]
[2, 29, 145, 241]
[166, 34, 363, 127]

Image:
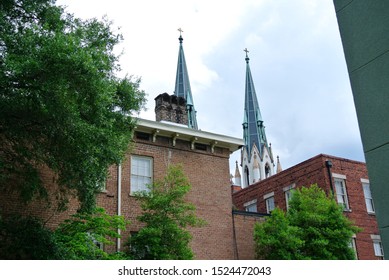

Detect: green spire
[242, 49, 268, 158]
[174, 28, 198, 129]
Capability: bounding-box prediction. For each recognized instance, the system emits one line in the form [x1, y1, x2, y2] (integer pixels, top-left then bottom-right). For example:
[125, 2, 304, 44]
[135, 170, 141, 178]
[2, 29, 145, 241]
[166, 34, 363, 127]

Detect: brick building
[100, 117, 243, 259]
[1, 116, 243, 259]
[232, 154, 383, 260]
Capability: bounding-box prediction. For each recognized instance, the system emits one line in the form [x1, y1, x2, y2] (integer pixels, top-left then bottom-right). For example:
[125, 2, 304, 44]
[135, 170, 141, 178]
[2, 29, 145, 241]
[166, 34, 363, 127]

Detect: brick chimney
[155, 93, 188, 126]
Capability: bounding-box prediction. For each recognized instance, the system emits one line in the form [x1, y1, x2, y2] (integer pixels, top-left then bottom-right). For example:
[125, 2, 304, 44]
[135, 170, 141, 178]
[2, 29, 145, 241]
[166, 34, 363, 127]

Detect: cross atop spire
[244, 48, 250, 63]
[178, 28, 184, 43]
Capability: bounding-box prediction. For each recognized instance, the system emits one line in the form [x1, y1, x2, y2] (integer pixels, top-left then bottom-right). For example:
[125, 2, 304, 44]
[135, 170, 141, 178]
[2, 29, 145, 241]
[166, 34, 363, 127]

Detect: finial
[244, 48, 250, 63]
[178, 28, 183, 43]
[276, 155, 282, 173]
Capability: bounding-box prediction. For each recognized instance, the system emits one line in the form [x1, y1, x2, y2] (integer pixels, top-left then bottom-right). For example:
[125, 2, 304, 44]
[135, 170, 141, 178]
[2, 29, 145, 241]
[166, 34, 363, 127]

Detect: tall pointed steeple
[241, 49, 275, 187]
[242, 48, 268, 157]
[174, 28, 198, 129]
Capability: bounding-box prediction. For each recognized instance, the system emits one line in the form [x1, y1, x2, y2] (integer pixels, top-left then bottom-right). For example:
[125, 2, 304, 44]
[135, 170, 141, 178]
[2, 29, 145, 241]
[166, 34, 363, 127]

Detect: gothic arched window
[244, 166, 250, 187]
[265, 163, 271, 178]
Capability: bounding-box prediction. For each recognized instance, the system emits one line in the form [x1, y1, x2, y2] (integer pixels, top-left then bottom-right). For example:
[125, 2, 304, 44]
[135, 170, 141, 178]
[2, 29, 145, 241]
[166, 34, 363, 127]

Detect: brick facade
[232, 211, 266, 260]
[1, 118, 244, 260]
[113, 131, 237, 259]
[232, 154, 381, 260]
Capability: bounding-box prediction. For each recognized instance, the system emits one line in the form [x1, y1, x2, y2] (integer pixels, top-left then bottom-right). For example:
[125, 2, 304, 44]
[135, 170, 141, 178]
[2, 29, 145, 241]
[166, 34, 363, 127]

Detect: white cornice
[134, 118, 244, 152]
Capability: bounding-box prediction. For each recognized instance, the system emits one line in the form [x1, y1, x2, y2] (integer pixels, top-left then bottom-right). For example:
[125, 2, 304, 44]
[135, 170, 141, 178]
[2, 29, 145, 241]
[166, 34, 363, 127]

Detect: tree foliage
[0, 214, 60, 259]
[254, 208, 305, 260]
[254, 185, 361, 260]
[127, 165, 205, 260]
[54, 207, 128, 260]
[0, 0, 145, 212]
[0, 208, 128, 259]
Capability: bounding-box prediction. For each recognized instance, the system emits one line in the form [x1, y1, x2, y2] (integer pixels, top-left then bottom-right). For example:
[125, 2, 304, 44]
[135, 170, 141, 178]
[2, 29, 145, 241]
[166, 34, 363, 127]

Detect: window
[333, 174, 350, 210]
[244, 166, 250, 188]
[194, 143, 207, 151]
[264, 192, 275, 214]
[135, 132, 151, 141]
[349, 236, 358, 259]
[87, 232, 104, 250]
[283, 184, 295, 210]
[131, 156, 153, 194]
[96, 179, 107, 193]
[265, 163, 271, 178]
[361, 179, 375, 214]
[371, 235, 384, 257]
[244, 199, 257, 212]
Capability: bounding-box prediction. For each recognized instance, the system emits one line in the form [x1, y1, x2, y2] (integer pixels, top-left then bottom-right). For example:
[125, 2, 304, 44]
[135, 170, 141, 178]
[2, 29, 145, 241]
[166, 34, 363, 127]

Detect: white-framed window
[361, 179, 375, 214]
[333, 173, 350, 210]
[130, 155, 153, 194]
[96, 179, 107, 193]
[264, 192, 275, 214]
[371, 235, 384, 257]
[244, 199, 257, 212]
[87, 232, 104, 250]
[349, 235, 358, 259]
[283, 184, 295, 210]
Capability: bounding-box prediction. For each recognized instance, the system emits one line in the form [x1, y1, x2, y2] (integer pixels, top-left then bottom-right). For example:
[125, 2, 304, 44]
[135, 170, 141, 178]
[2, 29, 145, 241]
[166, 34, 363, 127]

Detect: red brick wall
[232, 154, 381, 260]
[232, 212, 266, 260]
[119, 135, 235, 259]
[1, 164, 80, 230]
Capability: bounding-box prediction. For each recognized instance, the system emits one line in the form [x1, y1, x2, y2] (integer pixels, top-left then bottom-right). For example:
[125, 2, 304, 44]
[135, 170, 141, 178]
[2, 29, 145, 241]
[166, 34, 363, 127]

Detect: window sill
[96, 189, 107, 194]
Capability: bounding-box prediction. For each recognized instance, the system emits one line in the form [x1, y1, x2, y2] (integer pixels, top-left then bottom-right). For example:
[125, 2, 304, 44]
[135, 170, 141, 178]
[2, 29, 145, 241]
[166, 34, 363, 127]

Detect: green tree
[254, 185, 360, 260]
[0, 208, 128, 259]
[127, 164, 205, 260]
[0, 0, 145, 212]
[54, 207, 129, 260]
[254, 208, 305, 260]
[0, 214, 60, 259]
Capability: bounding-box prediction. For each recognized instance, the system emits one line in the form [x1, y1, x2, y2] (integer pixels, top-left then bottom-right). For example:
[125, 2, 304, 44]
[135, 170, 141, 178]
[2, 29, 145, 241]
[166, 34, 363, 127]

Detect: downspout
[231, 210, 239, 260]
[117, 163, 122, 252]
[325, 160, 334, 196]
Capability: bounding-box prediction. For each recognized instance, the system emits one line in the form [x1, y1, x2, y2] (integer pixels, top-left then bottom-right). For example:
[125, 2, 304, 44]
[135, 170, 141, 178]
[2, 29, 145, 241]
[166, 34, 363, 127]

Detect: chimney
[155, 93, 188, 126]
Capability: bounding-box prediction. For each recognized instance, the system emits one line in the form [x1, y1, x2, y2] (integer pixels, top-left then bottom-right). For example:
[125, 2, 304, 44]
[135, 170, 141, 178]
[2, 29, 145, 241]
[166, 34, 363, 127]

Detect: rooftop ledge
[135, 118, 244, 153]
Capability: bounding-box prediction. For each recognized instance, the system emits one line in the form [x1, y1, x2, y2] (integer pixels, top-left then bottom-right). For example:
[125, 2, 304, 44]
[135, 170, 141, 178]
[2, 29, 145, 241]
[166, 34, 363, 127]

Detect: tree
[254, 208, 306, 260]
[254, 185, 360, 260]
[126, 164, 205, 260]
[54, 207, 129, 260]
[0, 0, 145, 212]
[0, 208, 128, 259]
[0, 214, 61, 259]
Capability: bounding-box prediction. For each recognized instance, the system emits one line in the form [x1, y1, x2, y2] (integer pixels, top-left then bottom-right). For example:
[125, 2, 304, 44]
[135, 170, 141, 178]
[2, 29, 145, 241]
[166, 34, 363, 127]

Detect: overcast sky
[57, 0, 365, 175]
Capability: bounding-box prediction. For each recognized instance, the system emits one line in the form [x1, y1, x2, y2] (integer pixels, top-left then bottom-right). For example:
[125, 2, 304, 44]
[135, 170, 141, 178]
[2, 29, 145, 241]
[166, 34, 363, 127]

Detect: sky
[56, 0, 365, 175]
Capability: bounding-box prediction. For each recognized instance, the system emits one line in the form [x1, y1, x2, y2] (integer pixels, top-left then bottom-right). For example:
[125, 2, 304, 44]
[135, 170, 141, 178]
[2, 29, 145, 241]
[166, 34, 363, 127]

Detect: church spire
[174, 28, 198, 129]
[242, 48, 269, 158]
[240, 49, 275, 187]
